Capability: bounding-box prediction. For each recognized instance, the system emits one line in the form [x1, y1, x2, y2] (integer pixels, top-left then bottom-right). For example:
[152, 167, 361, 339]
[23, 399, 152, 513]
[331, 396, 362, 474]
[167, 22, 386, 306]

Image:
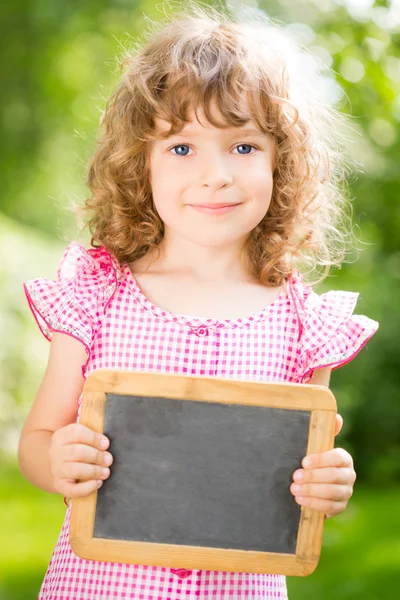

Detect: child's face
[148, 101, 275, 252]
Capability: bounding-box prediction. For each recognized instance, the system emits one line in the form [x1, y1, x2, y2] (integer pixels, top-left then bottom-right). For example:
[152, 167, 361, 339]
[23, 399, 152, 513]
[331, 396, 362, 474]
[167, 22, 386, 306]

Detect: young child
[19, 3, 379, 599]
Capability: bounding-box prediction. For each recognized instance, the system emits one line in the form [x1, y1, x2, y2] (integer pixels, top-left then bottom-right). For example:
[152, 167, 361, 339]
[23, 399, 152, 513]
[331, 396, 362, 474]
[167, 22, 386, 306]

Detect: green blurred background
[1, 0, 399, 598]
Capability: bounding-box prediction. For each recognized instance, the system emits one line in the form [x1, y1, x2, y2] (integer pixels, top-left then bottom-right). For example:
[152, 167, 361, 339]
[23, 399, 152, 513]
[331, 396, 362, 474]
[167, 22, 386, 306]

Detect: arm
[308, 366, 331, 386]
[18, 333, 112, 497]
[290, 367, 356, 518]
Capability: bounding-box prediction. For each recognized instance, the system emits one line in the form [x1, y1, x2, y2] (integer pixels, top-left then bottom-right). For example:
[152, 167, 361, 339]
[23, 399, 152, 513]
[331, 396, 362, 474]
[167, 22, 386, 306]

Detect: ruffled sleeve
[289, 270, 379, 383]
[23, 241, 121, 377]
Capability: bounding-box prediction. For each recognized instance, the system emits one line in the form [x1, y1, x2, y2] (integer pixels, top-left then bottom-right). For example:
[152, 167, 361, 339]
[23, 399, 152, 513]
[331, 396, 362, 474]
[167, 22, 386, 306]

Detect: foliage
[0, 214, 66, 455]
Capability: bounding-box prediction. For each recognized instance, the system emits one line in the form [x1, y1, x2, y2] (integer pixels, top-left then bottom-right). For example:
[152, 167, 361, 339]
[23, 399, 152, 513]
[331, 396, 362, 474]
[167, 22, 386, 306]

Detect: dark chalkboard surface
[70, 370, 336, 576]
[95, 394, 310, 553]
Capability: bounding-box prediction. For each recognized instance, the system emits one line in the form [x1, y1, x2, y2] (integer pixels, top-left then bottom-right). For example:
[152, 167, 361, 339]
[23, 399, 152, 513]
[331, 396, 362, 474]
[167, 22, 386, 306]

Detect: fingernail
[102, 468, 109, 478]
[303, 458, 312, 468]
[97, 480, 103, 488]
[100, 438, 109, 449]
[293, 471, 304, 482]
[292, 484, 302, 493]
[103, 452, 112, 466]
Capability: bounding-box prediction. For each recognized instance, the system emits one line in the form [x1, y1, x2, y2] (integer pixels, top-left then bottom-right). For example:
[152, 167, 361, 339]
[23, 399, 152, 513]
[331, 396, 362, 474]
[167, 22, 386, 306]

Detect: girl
[19, 3, 379, 599]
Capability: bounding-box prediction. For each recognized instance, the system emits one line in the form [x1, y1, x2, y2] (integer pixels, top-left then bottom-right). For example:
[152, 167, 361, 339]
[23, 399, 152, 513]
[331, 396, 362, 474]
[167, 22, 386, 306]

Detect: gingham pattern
[23, 241, 379, 600]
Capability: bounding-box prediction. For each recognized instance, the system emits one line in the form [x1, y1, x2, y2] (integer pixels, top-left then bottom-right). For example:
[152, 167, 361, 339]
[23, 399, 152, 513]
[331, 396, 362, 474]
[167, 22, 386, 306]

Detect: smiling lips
[189, 203, 241, 215]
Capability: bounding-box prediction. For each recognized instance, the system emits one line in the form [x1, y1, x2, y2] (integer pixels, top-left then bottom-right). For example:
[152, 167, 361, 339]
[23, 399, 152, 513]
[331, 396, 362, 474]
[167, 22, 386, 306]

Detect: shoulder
[58, 241, 122, 291]
[49, 240, 124, 312]
[287, 269, 379, 382]
[23, 241, 123, 351]
[287, 269, 360, 334]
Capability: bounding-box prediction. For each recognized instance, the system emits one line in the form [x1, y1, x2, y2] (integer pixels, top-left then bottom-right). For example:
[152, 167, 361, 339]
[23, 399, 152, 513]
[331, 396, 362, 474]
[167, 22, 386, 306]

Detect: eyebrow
[161, 127, 269, 139]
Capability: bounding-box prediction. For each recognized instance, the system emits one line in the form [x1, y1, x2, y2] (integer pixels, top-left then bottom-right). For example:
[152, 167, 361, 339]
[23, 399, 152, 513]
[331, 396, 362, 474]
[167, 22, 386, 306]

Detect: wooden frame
[70, 369, 336, 576]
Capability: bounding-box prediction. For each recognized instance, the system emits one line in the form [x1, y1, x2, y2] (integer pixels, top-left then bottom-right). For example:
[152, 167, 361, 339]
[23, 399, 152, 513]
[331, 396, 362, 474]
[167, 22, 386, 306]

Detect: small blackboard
[70, 370, 336, 576]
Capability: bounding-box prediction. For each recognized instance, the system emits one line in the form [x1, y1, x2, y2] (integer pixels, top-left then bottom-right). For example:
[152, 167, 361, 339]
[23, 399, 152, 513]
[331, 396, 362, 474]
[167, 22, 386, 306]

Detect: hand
[49, 423, 113, 498]
[290, 414, 356, 519]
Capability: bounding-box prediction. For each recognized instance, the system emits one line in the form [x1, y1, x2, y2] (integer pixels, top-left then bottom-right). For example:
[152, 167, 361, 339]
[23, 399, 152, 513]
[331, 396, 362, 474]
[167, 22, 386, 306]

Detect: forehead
[153, 101, 265, 138]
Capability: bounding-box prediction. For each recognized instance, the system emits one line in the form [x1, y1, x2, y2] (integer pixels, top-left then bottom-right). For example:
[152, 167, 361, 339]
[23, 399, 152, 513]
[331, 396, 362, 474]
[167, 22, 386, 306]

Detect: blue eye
[169, 143, 257, 156]
[171, 145, 190, 156]
[235, 144, 254, 155]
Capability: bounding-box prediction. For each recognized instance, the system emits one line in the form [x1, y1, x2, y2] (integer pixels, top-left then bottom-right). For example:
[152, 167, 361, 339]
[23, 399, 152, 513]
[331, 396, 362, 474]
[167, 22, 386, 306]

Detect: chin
[187, 233, 248, 248]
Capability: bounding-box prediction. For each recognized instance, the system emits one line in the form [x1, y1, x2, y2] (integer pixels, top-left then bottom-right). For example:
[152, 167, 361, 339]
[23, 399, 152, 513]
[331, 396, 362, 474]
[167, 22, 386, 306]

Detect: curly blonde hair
[79, 1, 356, 286]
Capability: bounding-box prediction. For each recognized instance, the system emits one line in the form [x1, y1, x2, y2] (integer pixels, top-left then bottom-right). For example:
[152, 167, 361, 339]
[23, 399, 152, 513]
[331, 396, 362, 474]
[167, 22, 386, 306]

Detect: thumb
[335, 413, 344, 436]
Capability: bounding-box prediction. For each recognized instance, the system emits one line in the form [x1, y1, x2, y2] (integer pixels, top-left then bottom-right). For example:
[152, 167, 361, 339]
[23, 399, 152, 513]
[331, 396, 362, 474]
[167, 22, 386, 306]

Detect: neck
[137, 236, 252, 282]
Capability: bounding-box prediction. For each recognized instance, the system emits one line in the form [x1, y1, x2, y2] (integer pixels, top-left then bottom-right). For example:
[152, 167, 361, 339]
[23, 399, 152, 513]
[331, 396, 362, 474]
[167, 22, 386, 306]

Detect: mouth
[188, 203, 241, 215]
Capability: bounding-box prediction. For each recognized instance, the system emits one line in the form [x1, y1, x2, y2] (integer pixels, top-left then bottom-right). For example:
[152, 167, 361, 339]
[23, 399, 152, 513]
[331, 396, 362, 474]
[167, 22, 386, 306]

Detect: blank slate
[70, 371, 336, 576]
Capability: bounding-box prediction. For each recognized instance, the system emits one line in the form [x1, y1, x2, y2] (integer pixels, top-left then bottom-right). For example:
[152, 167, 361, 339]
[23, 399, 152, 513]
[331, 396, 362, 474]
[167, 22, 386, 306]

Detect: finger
[294, 495, 347, 517]
[293, 466, 356, 486]
[290, 482, 352, 502]
[59, 423, 109, 450]
[302, 448, 353, 470]
[334, 414, 343, 436]
[64, 444, 113, 467]
[56, 478, 104, 499]
[63, 462, 110, 482]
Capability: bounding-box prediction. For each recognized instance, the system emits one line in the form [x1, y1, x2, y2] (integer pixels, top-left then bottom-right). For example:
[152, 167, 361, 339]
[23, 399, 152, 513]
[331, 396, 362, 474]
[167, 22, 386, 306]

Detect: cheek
[258, 169, 274, 193]
[252, 172, 274, 211]
[151, 187, 183, 228]
[153, 203, 174, 225]
[150, 157, 184, 195]
[150, 171, 178, 217]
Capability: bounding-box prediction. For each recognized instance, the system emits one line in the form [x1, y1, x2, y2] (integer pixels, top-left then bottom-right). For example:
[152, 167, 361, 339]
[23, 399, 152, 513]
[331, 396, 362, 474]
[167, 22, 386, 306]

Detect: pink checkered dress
[23, 241, 378, 600]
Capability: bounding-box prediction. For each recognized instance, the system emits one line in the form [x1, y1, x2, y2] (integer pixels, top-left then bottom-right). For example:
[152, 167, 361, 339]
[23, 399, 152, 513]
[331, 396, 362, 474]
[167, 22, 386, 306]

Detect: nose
[201, 153, 233, 188]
